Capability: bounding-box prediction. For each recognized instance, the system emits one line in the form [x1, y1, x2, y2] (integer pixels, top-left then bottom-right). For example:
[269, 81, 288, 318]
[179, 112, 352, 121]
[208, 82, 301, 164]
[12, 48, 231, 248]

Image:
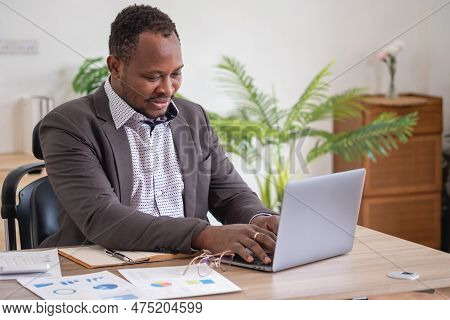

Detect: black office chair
[1, 121, 60, 251]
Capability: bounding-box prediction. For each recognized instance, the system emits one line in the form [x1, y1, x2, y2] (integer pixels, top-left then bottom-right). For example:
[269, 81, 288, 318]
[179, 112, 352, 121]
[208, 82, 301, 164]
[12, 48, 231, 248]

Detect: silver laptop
[227, 168, 366, 272]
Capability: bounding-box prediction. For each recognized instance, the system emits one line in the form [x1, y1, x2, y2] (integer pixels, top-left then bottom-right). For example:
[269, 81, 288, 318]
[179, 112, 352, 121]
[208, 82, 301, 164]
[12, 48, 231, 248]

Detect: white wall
[1, 0, 449, 188]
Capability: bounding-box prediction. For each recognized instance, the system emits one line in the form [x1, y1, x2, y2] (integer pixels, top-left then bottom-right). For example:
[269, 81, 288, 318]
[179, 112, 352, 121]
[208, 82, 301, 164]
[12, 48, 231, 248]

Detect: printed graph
[33, 282, 53, 288]
[52, 288, 76, 295]
[150, 281, 172, 288]
[85, 276, 104, 283]
[93, 284, 118, 290]
[60, 280, 79, 285]
[186, 279, 215, 285]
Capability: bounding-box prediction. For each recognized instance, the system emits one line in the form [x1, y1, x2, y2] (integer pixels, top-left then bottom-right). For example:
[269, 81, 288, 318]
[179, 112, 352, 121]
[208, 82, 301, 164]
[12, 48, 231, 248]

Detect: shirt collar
[104, 77, 179, 130]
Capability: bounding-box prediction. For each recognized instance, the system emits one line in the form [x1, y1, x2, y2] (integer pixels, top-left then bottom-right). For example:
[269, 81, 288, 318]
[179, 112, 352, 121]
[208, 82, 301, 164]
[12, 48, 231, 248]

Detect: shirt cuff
[249, 213, 272, 224]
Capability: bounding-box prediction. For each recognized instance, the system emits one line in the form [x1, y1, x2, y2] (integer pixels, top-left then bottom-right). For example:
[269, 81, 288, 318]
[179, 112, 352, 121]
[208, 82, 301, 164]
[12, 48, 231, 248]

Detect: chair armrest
[1, 162, 45, 219]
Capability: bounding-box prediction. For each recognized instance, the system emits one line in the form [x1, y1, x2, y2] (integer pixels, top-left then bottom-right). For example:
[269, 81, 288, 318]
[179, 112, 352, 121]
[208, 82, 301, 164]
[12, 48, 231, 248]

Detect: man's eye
[171, 72, 182, 78]
[146, 75, 160, 81]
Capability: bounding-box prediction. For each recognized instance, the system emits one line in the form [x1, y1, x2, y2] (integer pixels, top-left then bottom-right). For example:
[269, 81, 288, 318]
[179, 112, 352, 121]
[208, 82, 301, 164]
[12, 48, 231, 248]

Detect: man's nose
[156, 76, 174, 97]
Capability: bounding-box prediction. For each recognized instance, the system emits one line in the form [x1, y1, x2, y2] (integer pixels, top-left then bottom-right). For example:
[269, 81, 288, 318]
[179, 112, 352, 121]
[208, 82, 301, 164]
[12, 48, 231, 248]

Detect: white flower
[383, 41, 404, 57]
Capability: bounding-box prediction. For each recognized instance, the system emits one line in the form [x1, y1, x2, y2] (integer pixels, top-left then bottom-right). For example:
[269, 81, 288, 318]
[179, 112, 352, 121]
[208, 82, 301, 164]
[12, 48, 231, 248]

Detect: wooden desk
[1, 227, 450, 300]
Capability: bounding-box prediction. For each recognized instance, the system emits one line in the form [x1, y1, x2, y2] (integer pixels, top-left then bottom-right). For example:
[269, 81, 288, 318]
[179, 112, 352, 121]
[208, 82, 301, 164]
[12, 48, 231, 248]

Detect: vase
[388, 79, 397, 99]
[387, 61, 397, 99]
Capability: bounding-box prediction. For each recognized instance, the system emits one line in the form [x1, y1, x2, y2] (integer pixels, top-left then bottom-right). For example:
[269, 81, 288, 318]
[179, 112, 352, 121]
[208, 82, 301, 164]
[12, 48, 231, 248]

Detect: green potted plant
[72, 56, 418, 211]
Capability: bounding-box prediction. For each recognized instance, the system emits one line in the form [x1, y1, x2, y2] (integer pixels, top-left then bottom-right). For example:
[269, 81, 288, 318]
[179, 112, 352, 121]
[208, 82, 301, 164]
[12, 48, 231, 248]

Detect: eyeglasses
[182, 251, 235, 277]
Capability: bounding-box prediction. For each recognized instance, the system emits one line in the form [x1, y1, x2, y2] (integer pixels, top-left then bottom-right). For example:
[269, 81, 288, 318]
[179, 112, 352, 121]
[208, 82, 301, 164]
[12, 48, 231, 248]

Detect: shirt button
[156, 190, 163, 197]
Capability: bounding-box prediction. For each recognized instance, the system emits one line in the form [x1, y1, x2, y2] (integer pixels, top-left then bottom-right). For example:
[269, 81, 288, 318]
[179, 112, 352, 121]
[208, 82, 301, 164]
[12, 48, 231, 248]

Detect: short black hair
[109, 4, 179, 62]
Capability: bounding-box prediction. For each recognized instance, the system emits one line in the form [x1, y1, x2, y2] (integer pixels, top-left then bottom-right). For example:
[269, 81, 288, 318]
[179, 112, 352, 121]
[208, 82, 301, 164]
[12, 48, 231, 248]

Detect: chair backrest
[1, 120, 60, 250]
[32, 119, 44, 160]
[16, 176, 60, 249]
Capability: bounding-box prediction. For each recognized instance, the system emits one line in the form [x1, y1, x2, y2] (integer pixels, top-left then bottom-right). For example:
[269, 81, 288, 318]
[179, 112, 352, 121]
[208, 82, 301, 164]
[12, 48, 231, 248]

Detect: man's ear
[107, 55, 122, 79]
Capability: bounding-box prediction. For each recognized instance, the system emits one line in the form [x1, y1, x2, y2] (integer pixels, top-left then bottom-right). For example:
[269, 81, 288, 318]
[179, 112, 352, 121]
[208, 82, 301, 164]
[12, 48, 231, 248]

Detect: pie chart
[93, 284, 118, 290]
[150, 281, 172, 288]
[53, 288, 76, 295]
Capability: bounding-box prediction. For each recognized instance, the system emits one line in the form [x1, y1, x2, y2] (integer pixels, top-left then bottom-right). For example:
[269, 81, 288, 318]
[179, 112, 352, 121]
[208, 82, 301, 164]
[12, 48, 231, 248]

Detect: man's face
[108, 31, 183, 118]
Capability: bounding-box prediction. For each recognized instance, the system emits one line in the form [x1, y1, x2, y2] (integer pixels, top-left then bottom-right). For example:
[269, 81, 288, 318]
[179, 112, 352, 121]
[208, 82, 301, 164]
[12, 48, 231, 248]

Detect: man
[39, 4, 279, 265]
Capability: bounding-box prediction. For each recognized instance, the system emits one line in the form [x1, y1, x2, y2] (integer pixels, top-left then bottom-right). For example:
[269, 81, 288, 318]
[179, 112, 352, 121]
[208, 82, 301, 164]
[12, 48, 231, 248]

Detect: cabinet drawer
[358, 192, 441, 249]
[363, 135, 441, 196]
[363, 100, 442, 134]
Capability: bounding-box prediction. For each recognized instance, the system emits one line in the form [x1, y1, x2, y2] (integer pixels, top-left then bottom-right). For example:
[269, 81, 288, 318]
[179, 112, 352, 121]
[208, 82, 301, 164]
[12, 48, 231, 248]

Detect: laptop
[226, 168, 366, 272]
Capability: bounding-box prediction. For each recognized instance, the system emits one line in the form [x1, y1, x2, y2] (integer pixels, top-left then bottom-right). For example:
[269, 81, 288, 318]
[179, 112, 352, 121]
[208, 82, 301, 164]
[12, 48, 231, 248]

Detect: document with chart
[119, 266, 241, 299]
[18, 271, 148, 300]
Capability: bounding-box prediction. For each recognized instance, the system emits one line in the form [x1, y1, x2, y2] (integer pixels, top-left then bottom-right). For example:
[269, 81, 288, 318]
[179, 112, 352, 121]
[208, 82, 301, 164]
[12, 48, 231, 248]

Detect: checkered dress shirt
[104, 79, 184, 218]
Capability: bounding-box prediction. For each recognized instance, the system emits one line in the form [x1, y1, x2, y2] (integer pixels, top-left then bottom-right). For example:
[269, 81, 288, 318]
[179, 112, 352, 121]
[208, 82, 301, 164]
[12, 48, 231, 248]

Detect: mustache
[144, 95, 173, 102]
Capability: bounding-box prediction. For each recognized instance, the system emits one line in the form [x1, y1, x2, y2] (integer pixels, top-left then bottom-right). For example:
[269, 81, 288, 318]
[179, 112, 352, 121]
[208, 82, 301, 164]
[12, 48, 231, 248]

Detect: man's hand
[191, 224, 276, 264]
[250, 215, 280, 235]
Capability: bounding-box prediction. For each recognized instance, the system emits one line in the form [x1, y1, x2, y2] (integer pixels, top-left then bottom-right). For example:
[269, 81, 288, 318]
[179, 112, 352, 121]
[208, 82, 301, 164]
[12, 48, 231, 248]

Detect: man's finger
[251, 225, 277, 242]
[233, 243, 254, 263]
[267, 216, 280, 234]
[254, 232, 276, 253]
[241, 238, 271, 265]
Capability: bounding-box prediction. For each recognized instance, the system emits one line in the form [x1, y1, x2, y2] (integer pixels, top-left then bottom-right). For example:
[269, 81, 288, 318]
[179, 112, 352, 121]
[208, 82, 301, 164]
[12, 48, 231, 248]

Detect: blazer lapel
[102, 124, 133, 206]
[170, 115, 198, 218]
[93, 86, 133, 206]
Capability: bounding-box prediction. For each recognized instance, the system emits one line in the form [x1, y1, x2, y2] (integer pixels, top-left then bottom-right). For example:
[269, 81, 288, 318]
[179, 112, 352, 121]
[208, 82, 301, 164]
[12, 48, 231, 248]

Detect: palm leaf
[217, 56, 279, 129]
[306, 111, 418, 163]
[255, 174, 274, 209]
[207, 114, 265, 163]
[283, 62, 333, 130]
[72, 57, 108, 94]
[298, 88, 366, 125]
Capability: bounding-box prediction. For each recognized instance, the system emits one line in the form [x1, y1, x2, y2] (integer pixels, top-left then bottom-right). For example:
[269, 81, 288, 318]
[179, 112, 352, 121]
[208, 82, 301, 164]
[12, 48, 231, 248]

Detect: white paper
[18, 271, 149, 300]
[119, 265, 241, 299]
[0, 249, 61, 280]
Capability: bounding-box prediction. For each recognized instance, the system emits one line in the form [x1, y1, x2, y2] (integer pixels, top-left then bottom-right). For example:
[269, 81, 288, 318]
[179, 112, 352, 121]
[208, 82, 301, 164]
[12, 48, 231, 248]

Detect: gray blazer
[39, 86, 275, 253]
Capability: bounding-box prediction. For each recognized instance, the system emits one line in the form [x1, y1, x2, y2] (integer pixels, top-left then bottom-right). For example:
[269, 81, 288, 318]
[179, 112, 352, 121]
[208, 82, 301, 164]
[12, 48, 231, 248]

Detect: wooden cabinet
[334, 94, 442, 249]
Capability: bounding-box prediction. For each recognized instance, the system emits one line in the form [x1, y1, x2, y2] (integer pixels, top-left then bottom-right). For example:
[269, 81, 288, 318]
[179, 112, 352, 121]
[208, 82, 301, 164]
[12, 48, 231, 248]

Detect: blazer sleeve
[40, 110, 209, 253]
[200, 108, 277, 224]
